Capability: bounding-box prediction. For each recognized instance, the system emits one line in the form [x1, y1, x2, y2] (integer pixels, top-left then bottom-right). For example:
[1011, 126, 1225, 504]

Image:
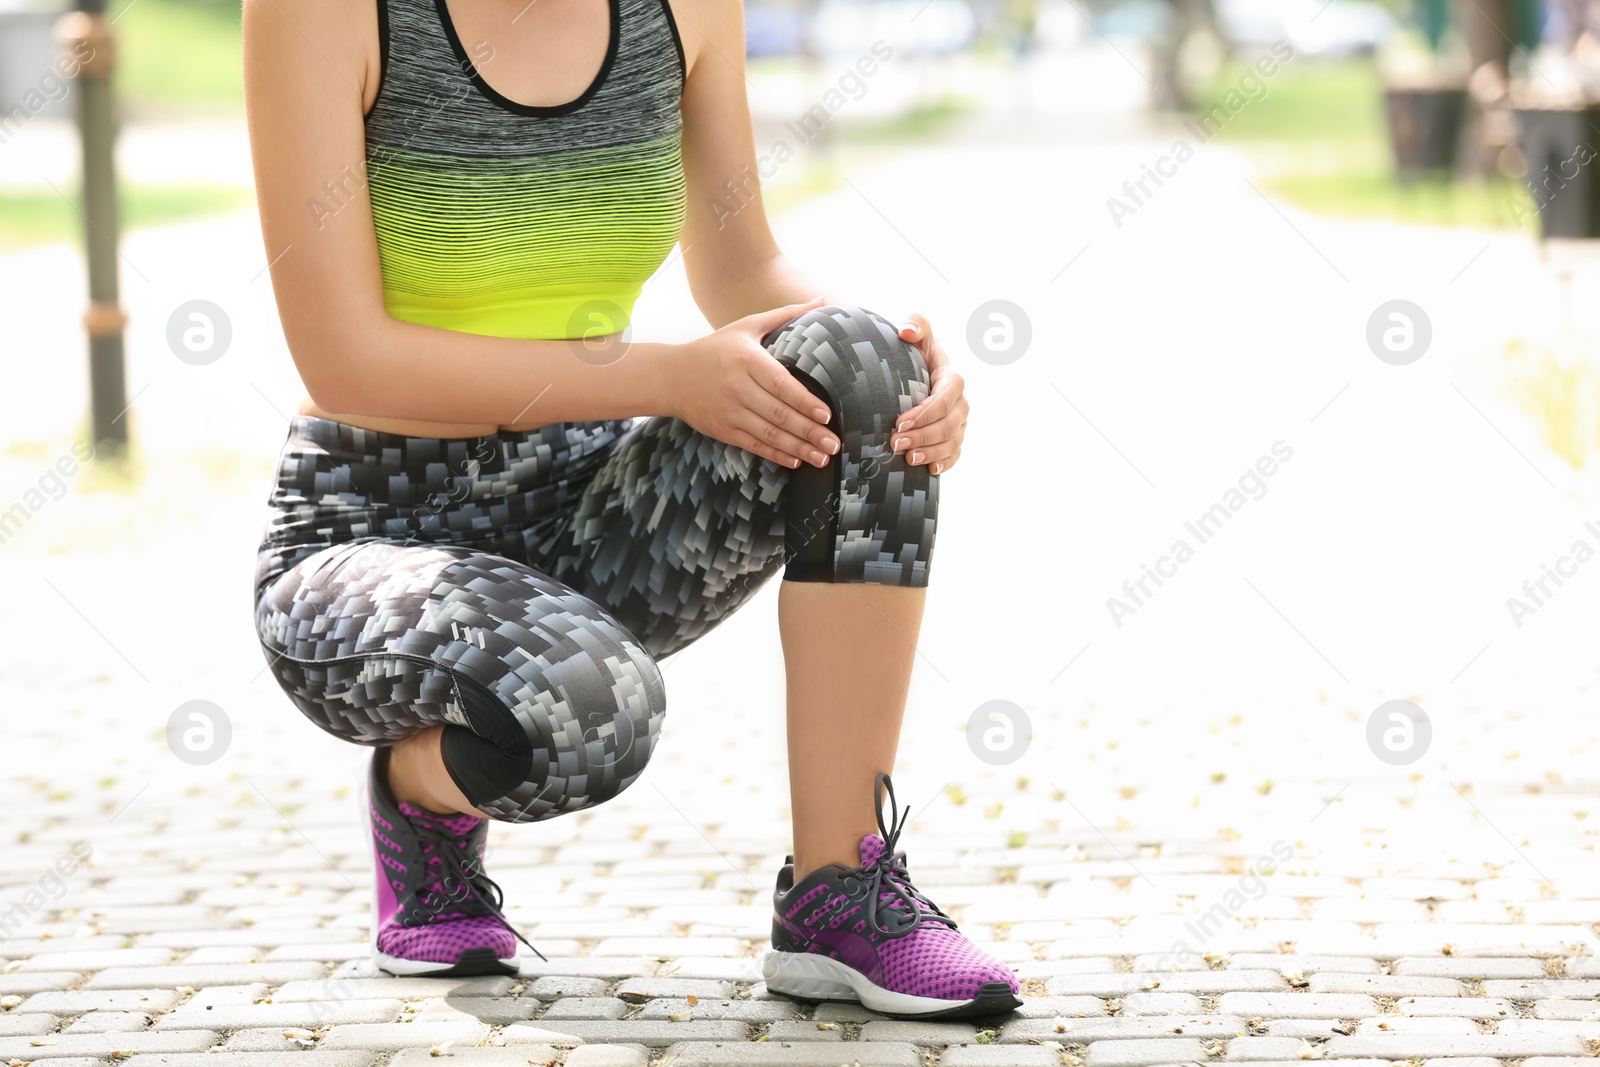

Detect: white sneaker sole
[762, 950, 1019, 1019]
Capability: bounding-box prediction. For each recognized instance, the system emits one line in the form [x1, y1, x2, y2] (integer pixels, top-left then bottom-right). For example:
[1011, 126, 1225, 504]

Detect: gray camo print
[255, 306, 936, 822]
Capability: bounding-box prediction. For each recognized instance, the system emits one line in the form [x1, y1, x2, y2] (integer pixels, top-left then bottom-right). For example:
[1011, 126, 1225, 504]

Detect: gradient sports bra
[363, 0, 687, 339]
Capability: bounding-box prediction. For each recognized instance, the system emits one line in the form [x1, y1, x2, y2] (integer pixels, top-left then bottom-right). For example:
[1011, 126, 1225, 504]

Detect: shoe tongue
[857, 833, 888, 867]
[399, 801, 481, 841]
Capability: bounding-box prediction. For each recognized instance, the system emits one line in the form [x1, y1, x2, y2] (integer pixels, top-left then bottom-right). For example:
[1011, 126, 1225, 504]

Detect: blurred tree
[1454, 0, 1514, 176]
[1153, 0, 1217, 110]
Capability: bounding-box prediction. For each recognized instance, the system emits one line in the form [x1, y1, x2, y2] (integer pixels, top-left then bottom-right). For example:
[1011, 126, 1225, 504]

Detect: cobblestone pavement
[6, 73, 1600, 1067]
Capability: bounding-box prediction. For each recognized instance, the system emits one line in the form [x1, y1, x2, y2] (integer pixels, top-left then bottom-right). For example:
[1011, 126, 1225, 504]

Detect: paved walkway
[4, 45, 1600, 1067]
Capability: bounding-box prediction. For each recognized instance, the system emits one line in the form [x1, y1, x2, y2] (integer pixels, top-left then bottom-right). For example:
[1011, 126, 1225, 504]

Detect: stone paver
[150, 996, 404, 1029]
[663, 1041, 923, 1065]
[1306, 973, 1465, 997]
[528, 976, 613, 998]
[858, 1019, 979, 1044]
[1391, 956, 1547, 978]
[120, 1055, 377, 1066]
[764, 1020, 845, 1041]
[1323, 1035, 1592, 1057]
[615, 977, 736, 1001]
[942, 1048, 1067, 1067]
[565, 1046, 652, 1067]
[1084, 1037, 1208, 1067]
[64, 1009, 152, 1032]
[0, 1028, 219, 1059]
[1002, 1015, 1246, 1043]
[512, 1019, 747, 1046]
[1217, 993, 1378, 1019]
[541, 996, 632, 1020]
[20, 990, 180, 1014]
[1396, 996, 1516, 1019]
[317, 1020, 493, 1050]
[390, 1049, 568, 1066]
[0, 1011, 58, 1035]
[635, 997, 798, 1022]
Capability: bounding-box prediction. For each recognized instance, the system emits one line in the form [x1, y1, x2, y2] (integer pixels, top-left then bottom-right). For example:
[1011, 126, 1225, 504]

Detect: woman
[243, 0, 1019, 1019]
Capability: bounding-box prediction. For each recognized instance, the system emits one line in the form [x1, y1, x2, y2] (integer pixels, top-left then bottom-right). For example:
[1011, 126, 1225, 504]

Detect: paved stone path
[6, 43, 1600, 1067]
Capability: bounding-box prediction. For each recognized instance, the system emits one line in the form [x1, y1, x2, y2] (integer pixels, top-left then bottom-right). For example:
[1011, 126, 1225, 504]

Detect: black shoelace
[852, 772, 956, 937]
[410, 819, 547, 962]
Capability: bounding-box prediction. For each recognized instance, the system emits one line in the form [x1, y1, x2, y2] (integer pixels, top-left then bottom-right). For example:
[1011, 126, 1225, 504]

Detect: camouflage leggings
[253, 306, 938, 822]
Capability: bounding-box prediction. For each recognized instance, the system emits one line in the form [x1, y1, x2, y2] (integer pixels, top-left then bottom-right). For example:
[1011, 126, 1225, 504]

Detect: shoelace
[409, 819, 547, 962]
[854, 772, 956, 937]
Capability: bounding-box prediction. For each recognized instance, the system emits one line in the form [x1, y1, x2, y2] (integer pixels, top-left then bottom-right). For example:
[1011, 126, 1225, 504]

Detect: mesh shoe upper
[771, 776, 1020, 1002]
[368, 751, 535, 966]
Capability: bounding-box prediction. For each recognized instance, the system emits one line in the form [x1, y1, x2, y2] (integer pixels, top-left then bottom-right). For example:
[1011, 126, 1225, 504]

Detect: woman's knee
[763, 304, 930, 434]
[439, 585, 669, 825]
[766, 305, 938, 587]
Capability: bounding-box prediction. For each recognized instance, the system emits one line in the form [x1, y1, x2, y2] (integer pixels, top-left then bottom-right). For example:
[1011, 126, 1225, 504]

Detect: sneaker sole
[373, 946, 518, 978]
[358, 765, 520, 979]
[763, 950, 1021, 1019]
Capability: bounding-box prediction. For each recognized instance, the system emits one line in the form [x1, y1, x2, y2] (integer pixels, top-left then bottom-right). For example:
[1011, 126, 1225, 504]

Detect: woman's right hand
[661, 298, 841, 469]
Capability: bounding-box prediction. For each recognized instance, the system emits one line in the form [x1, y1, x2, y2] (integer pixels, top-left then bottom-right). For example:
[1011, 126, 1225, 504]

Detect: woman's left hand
[891, 314, 968, 475]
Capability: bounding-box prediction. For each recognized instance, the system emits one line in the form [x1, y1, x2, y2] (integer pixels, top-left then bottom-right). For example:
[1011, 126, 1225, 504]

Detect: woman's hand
[663, 297, 841, 469]
[891, 314, 968, 475]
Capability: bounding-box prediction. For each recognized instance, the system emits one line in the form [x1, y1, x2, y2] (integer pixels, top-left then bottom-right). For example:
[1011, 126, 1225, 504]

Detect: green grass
[842, 96, 977, 143]
[114, 0, 243, 113]
[0, 184, 253, 248]
[1269, 169, 1536, 229]
[1195, 56, 1535, 228]
[1198, 56, 1386, 143]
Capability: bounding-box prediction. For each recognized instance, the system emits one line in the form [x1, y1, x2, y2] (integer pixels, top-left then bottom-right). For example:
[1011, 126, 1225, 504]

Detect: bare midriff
[296, 396, 551, 439]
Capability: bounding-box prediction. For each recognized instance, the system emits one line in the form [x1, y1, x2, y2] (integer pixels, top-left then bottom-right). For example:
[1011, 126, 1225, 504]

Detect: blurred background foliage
[3, 0, 1591, 248]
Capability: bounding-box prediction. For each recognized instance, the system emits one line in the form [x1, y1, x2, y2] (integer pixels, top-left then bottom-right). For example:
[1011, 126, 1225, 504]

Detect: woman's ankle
[385, 728, 483, 816]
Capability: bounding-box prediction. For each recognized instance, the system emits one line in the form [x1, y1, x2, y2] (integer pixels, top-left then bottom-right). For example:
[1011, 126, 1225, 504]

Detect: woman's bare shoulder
[243, 0, 378, 98]
[669, 0, 746, 78]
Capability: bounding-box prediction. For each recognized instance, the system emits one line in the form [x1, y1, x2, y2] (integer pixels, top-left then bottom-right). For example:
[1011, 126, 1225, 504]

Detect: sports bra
[363, 0, 687, 339]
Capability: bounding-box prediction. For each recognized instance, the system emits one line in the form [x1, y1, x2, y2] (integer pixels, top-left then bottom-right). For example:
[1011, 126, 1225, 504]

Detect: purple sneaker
[764, 773, 1021, 1019]
[365, 748, 540, 976]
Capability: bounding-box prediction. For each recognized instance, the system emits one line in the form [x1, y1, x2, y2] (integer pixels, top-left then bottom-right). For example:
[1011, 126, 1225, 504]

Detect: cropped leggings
[254, 306, 938, 823]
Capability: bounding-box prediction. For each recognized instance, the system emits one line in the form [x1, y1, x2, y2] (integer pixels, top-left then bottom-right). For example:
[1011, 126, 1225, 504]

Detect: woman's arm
[243, 0, 685, 426]
[673, 0, 970, 473]
[674, 0, 817, 324]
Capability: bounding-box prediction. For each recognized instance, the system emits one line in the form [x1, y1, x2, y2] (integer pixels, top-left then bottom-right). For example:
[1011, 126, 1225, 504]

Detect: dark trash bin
[1514, 103, 1600, 238]
[1384, 86, 1468, 174]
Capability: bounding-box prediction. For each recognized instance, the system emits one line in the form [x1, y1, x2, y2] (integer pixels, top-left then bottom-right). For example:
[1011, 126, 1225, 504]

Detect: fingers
[750, 357, 833, 428]
[891, 412, 960, 455]
[898, 313, 931, 345]
[898, 372, 961, 432]
[745, 296, 827, 337]
[727, 428, 810, 470]
[737, 369, 840, 467]
[906, 435, 959, 467]
[732, 411, 832, 468]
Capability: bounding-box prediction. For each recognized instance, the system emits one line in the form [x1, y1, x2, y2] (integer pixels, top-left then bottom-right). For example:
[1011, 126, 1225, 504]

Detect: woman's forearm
[692, 252, 821, 329]
[302, 313, 682, 426]
[305, 253, 822, 426]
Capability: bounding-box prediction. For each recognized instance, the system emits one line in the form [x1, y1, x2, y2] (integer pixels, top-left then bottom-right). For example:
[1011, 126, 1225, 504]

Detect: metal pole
[56, 1, 126, 455]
